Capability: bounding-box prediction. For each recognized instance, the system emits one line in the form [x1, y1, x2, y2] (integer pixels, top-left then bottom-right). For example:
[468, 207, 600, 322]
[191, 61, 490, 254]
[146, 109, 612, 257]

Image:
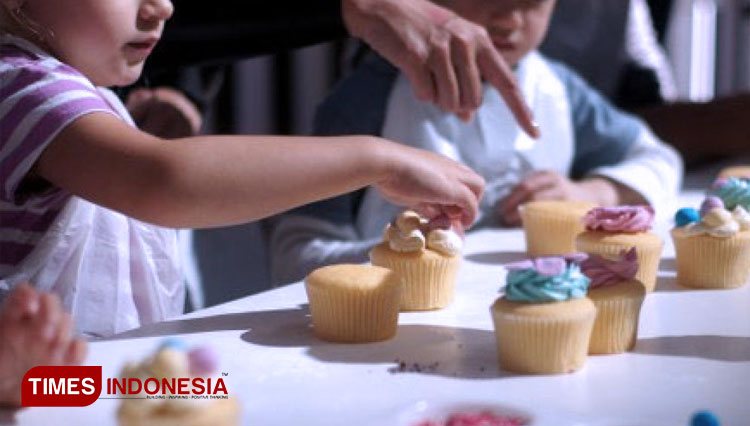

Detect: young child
[269, 0, 683, 284]
[0, 0, 485, 403]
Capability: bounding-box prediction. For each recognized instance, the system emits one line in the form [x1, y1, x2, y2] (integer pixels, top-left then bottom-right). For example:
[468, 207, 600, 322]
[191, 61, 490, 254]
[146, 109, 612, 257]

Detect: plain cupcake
[370, 210, 462, 310]
[575, 206, 663, 292]
[490, 255, 596, 375]
[519, 200, 598, 256]
[671, 196, 750, 289]
[580, 248, 646, 354]
[305, 264, 402, 342]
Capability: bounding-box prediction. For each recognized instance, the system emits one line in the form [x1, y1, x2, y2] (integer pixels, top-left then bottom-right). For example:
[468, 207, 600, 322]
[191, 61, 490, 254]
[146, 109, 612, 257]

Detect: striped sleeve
[0, 57, 114, 204]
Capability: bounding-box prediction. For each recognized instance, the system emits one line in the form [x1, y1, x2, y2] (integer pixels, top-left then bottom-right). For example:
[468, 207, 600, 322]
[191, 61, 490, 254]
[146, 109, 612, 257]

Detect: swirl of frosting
[684, 207, 742, 237]
[580, 248, 638, 289]
[504, 256, 590, 302]
[583, 206, 654, 232]
[383, 210, 462, 255]
[427, 229, 462, 256]
[732, 206, 750, 231]
[709, 177, 750, 210]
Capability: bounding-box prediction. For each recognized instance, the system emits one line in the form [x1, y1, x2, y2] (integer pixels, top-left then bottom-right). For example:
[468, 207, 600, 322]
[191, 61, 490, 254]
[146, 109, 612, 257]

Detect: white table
[5, 190, 750, 426]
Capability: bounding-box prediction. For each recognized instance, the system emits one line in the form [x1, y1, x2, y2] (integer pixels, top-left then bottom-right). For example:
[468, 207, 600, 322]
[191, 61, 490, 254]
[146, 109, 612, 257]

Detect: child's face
[441, 0, 556, 67]
[20, 0, 173, 86]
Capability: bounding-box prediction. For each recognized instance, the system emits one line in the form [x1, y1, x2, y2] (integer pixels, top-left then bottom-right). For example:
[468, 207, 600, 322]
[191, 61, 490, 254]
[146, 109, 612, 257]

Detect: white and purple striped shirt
[0, 35, 116, 276]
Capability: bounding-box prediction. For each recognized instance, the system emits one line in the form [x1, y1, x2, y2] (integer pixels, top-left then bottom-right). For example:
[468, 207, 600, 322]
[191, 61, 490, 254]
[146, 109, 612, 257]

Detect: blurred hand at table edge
[126, 87, 203, 140]
[342, 0, 540, 138]
[498, 170, 646, 226]
[0, 283, 88, 407]
[374, 142, 485, 229]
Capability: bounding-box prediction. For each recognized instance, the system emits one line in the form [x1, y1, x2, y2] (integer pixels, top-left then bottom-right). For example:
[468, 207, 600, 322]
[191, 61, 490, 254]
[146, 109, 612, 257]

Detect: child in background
[0, 0, 485, 400]
[269, 0, 682, 285]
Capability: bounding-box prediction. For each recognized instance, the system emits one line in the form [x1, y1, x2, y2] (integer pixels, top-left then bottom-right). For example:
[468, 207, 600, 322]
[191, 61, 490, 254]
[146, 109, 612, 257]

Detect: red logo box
[22, 366, 102, 407]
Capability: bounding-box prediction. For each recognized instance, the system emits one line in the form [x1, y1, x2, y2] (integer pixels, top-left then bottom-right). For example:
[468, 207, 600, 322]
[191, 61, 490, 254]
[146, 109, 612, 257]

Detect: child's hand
[374, 144, 485, 229]
[126, 87, 202, 139]
[498, 171, 622, 226]
[0, 284, 88, 407]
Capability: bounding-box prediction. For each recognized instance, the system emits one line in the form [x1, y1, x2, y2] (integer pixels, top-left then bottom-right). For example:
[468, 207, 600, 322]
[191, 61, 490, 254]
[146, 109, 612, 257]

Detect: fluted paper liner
[370, 243, 460, 310]
[576, 231, 663, 292]
[305, 264, 401, 343]
[490, 297, 596, 374]
[671, 229, 750, 289]
[587, 280, 646, 354]
[520, 200, 596, 256]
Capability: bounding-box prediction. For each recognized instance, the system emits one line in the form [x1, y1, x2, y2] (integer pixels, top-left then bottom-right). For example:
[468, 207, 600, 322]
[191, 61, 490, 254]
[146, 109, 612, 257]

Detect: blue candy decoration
[690, 410, 720, 426]
[158, 337, 188, 351]
[675, 208, 700, 227]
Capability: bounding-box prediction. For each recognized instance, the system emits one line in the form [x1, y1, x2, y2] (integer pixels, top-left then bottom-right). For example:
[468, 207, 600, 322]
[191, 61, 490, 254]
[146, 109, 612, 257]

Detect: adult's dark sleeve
[146, 1, 347, 74]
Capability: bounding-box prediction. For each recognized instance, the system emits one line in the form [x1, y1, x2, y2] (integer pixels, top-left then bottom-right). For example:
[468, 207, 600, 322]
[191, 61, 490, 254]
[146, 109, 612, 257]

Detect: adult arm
[147, 0, 537, 137]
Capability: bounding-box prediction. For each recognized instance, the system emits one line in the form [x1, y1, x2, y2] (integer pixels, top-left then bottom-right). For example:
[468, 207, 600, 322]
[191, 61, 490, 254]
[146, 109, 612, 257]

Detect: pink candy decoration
[580, 248, 639, 289]
[505, 254, 588, 276]
[700, 196, 725, 217]
[583, 206, 655, 232]
[188, 346, 218, 376]
[425, 214, 465, 238]
[711, 178, 728, 190]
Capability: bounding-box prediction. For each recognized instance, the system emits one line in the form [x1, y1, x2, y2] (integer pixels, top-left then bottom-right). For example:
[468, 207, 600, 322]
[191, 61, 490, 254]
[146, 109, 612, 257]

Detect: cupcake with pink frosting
[671, 196, 750, 289]
[370, 210, 463, 310]
[580, 248, 646, 354]
[575, 206, 664, 292]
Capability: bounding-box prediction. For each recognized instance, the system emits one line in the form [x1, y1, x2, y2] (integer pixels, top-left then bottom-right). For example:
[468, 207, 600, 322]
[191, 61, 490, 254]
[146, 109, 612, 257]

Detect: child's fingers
[1, 283, 41, 321]
[34, 293, 62, 342]
[49, 315, 74, 363]
[64, 339, 88, 366]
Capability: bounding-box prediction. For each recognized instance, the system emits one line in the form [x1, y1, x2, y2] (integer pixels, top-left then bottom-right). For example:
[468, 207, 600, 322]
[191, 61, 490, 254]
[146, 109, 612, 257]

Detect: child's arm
[34, 113, 484, 228]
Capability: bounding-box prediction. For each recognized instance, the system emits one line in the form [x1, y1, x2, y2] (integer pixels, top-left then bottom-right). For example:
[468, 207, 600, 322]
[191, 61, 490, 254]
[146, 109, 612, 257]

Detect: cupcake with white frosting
[491, 255, 596, 374]
[117, 341, 240, 426]
[671, 196, 750, 289]
[370, 210, 462, 310]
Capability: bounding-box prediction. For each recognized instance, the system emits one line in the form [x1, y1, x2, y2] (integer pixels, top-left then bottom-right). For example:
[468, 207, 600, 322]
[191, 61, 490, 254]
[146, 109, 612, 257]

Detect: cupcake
[670, 197, 750, 289]
[369, 210, 462, 310]
[575, 206, 663, 292]
[519, 200, 597, 256]
[305, 264, 401, 342]
[490, 255, 596, 374]
[717, 166, 750, 180]
[709, 177, 750, 210]
[117, 342, 240, 426]
[580, 248, 646, 354]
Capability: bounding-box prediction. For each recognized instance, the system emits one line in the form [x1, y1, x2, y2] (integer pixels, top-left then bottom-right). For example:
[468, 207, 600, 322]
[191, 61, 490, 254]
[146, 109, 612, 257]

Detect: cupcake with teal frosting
[709, 177, 750, 210]
[671, 196, 750, 289]
[490, 255, 596, 374]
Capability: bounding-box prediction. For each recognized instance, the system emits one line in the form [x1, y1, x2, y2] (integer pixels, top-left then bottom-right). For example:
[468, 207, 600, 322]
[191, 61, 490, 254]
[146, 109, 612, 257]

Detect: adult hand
[342, 0, 539, 137]
[374, 142, 485, 229]
[126, 87, 203, 139]
[498, 171, 620, 226]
